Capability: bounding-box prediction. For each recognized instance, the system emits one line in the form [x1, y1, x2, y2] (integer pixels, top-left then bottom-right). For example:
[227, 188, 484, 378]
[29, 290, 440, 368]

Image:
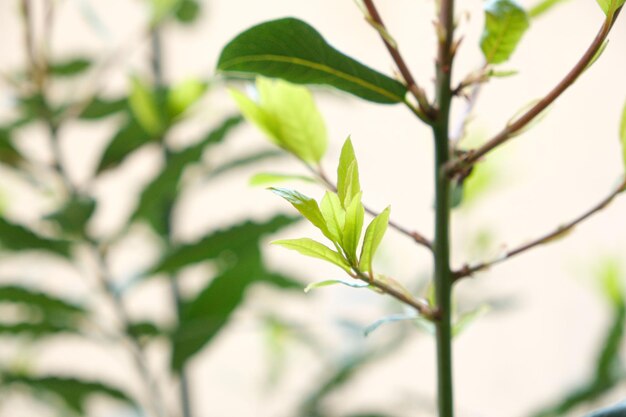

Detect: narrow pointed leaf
[79, 97, 127, 120]
[217, 18, 407, 104]
[97, 119, 152, 173]
[341, 193, 364, 265]
[337, 139, 361, 207]
[249, 172, 315, 186]
[270, 187, 332, 239]
[273, 238, 351, 273]
[49, 57, 92, 77]
[0, 217, 71, 257]
[359, 206, 390, 273]
[481, 0, 530, 64]
[320, 192, 346, 243]
[304, 279, 369, 293]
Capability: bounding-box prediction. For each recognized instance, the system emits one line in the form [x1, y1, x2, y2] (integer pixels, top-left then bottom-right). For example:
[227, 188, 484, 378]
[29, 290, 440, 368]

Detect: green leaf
[359, 206, 390, 273]
[249, 172, 315, 186]
[128, 76, 163, 135]
[320, 192, 346, 244]
[341, 193, 364, 265]
[79, 96, 127, 120]
[230, 78, 327, 163]
[480, 0, 530, 64]
[151, 215, 299, 274]
[0, 322, 77, 337]
[270, 187, 332, 239]
[174, 0, 200, 23]
[303, 279, 369, 293]
[167, 78, 207, 119]
[272, 238, 351, 273]
[217, 18, 407, 104]
[0, 217, 71, 257]
[207, 149, 284, 180]
[596, 0, 625, 15]
[337, 138, 361, 208]
[149, 0, 181, 24]
[0, 373, 135, 414]
[46, 196, 96, 237]
[49, 57, 92, 77]
[0, 128, 24, 167]
[619, 99, 626, 169]
[528, 0, 572, 19]
[127, 320, 165, 340]
[96, 119, 152, 173]
[0, 285, 85, 321]
[133, 116, 243, 235]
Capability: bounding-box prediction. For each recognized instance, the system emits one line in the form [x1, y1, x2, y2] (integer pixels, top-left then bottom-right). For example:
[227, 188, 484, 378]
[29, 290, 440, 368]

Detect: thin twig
[308, 164, 433, 250]
[454, 178, 626, 280]
[447, 11, 622, 176]
[361, 0, 435, 123]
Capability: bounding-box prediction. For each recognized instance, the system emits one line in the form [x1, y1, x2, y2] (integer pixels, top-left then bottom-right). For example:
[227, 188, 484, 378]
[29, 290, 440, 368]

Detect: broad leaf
[620, 100, 626, 170]
[1, 373, 135, 414]
[249, 172, 315, 186]
[481, 0, 530, 64]
[128, 76, 163, 135]
[217, 18, 407, 104]
[320, 192, 346, 243]
[49, 57, 91, 77]
[596, 0, 625, 15]
[337, 138, 361, 208]
[270, 187, 332, 239]
[359, 206, 390, 273]
[151, 215, 299, 274]
[304, 279, 369, 293]
[341, 193, 364, 265]
[231, 78, 327, 163]
[272, 238, 351, 273]
[0, 217, 71, 257]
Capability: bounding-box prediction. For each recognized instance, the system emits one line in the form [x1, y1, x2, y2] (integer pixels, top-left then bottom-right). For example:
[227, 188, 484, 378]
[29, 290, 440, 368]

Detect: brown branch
[454, 178, 626, 280]
[310, 165, 433, 250]
[447, 11, 622, 176]
[361, 0, 435, 122]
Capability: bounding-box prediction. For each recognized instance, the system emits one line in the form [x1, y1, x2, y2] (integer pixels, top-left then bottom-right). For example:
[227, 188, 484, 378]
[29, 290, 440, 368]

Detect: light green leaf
[341, 192, 364, 265]
[619, 99, 626, 169]
[167, 78, 207, 118]
[304, 279, 370, 293]
[272, 238, 351, 273]
[270, 187, 331, 239]
[217, 18, 407, 104]
[596, 0, 625, 15]
[337, 138, 361, 208]
[453, 305, 491, 337]
[359, 206, 390, 273]
[149, 0, 181, 24]
[230, 78, 327, 163]
[249, 172, 315, 186]
[320, 192, 346, 244]
[128, 75, 163, 135]
[480, 0, 530, 64]
[528, 0, 571, 19]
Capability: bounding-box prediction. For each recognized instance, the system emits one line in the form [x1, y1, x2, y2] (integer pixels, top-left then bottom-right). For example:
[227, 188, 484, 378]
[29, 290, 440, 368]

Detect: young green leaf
[273, 238, 352, 273]
[167, 78, 207, 118]
[337, 138, 361, 207]
[320, 192, 346, 244]
[128, 75, 163, 135]
[619, 99, 626, 169]
[249, 172, 315, 186]
[480, 0, 530, 64]
[359, 206, 390, 273]
[595, 0, 625, 15]
[230, 78, 327, 163]
[304, 279, 370, 293]
[341, 192, 364, 265]
[217, 18, 407, 104]
[270, 187, 331, 239]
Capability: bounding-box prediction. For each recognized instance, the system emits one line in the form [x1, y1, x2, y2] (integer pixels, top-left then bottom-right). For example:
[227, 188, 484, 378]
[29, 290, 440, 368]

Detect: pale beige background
[0, 1, 625, 417]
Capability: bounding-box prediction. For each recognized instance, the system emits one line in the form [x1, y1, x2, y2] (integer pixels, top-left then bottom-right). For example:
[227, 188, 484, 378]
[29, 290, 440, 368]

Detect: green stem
[432, 0, 455, 416]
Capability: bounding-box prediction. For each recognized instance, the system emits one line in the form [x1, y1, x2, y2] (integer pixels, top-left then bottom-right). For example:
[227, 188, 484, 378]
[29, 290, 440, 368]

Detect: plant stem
[433, 0, 456, 415]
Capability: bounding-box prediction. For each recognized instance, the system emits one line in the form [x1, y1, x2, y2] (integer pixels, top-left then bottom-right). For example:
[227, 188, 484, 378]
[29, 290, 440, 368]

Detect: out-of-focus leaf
[174, 0, 201, 23]
[49, 57, 92, 77]
[249, 172, 315, 186]
[585, 402, 626, 417]
[450, 180, 464, 209]
[151, 215, 299, 274]
[230, 78, 327, 163]
[453, 304, 491, 337]
[127, 320, 164, 340]
[341, 193, 364, 265]
[273, 238, 351, 273]
[149, 0, 180, 24]
[359, 206, 390, 274]
[0, 373, 136, 414]
[46, 196, 96, 237]
[207, 149, 283, 180]
[303, 279, 369, 293]
[0, 217, 71, 257]
[595, 0, 625, 15]
[79, 97, 127, 120]
[270, 188, 331, 239]
[0, 285, 84, 318]
[337, 138, 361, 208]
[217, 18, 408, 104]
[132, 115, 243, 235]
[167, 78, 207, 118]
[480, 0, 530, 64]
[128, 76, 163, 135]
[0, 128, 24, 167]
[96, 119, 152, 173]
[0, 322, 77, 336]
[528, 0, 571, 19]
[620, 100, 626, 170]
[262, 272, 303, 289]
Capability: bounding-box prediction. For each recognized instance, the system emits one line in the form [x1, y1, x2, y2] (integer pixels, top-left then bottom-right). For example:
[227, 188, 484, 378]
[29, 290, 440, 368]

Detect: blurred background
[0, 1, 625, 417]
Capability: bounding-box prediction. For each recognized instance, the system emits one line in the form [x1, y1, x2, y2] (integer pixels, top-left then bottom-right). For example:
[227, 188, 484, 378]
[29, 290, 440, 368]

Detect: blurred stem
[150, 27, 194, 417]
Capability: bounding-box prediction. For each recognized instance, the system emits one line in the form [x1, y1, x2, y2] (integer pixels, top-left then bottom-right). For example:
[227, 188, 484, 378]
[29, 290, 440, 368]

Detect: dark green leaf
[46, 196, 96, 237]
[481, 0, 530, 64]
[1, 373, 135, 414]
[0, 128, 24, 167]
[97, 119, 152, 173]
[127, 320, 164, 339]
[49, 58, 92, 77]
[217, 18, 408, 104]
[0, 217, 71, 257]
[0, 285, 84, 318]
[132, 116, 243, 235]
[151, 215, 299, 274]
[79, 97, 127, 120]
